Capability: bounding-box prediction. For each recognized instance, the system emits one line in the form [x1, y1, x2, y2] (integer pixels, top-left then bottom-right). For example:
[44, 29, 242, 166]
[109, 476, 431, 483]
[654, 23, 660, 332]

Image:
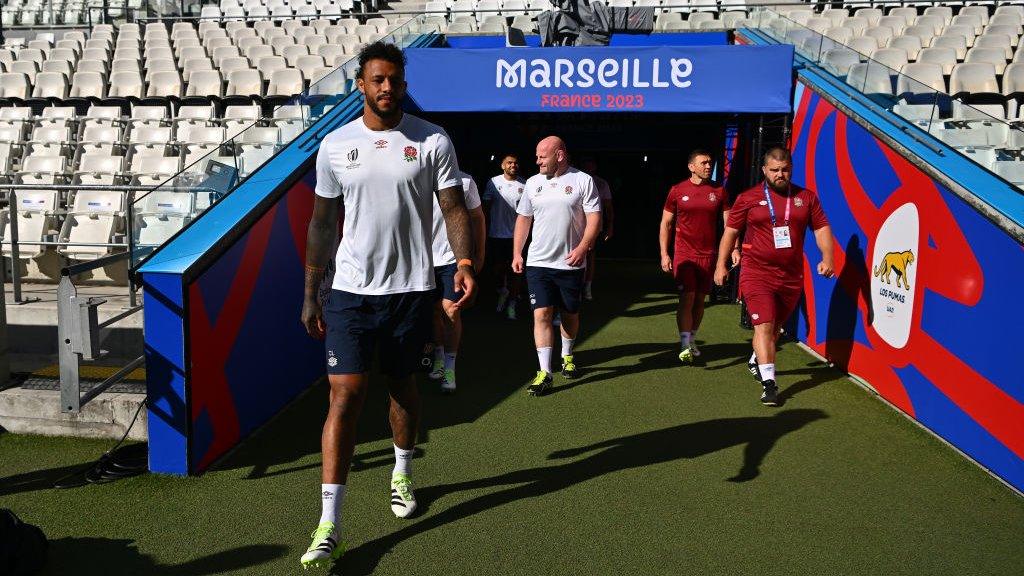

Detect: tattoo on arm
[438, 185, 475, 265]
[304, 195, 340, 300]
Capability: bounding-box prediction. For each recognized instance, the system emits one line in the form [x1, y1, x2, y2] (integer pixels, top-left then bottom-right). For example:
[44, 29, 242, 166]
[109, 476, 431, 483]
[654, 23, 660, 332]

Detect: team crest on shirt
[709, 192, 717, 202]
[794, 197, 804, 207]
[374, 139, 388, 149]
[403, 146, 417, 162]
[565, 185, 573, 194]
[682, 196, 689, 202]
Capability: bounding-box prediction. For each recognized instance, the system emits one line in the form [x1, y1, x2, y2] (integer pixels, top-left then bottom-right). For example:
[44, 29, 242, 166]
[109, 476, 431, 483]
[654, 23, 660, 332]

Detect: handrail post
[9, 188, 24, 303]
[58, 275, 82, 413]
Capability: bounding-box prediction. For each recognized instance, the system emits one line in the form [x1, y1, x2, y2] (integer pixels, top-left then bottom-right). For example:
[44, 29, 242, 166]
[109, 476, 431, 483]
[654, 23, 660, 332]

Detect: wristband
[457, 258, 473, 268]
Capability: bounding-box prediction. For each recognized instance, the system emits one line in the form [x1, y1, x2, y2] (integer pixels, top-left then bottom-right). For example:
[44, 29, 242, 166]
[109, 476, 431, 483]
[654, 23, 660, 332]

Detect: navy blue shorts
[323, 289, 433, 379]
[433, 263, 464, 302]
[526, 266, 585, 313]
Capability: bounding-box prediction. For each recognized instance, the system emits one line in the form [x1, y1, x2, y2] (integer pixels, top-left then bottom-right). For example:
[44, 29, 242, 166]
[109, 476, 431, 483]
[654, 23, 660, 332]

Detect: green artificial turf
[1, 261, 1022, 575]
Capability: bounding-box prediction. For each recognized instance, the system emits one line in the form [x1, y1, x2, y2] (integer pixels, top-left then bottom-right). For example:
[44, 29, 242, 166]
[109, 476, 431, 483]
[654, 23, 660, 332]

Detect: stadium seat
[282, 44, 311, 67]
[913, 15, 944, 36]
[930, 35, 968, 60]
[175, 104, 216, 127]
[186, 69, 224, 98]
[987, 25, 1021, 48]
[916, 47, 957, 76]
[959, 6, 989, 27]
[226, 69, 264, 98]
[871, 48, 909, 72]
[822, 48, 861, 76]
[922, 6, 952, 26]
[133, 155, 182, 186]
[133, 190, 193, 247]
[846, 62, 895, 101]
[863, 26, 896, 49]
[109, 70, 144, 98]
[0, 189, 57, 259]
[943, 25, 977, 48]
[951, 63, 1002, 105]
[974, 34, 1014, 60]
[888, 7, 917, 27]
[31, 71, 69, 99]
[58, 189, 126, 261]
[26, 124, 69, 156]
[994, 160, 1024, 186]
[888, 35, 923, 61]
[223, 104, 260, 138]
[877, 16, 907, 36]
[74, 154, 123, 185]
[966, 47, 1009, 76]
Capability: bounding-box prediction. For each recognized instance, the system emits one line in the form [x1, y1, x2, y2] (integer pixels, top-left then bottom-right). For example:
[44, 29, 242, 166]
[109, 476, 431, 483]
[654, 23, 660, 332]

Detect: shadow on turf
[43, 538, 287, 575]
[335, 409, 828, 575]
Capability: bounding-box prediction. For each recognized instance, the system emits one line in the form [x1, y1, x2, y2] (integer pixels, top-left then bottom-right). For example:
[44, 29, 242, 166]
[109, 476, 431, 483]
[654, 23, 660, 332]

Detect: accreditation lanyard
[764, 183, 793, 249]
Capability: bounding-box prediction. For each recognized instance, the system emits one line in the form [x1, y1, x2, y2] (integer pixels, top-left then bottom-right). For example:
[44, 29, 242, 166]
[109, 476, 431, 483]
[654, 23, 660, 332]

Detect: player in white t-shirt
[512, 136, 602, 396]
[579, 157, 615, 301]
[427, 170, 486, 393]
[482, 153, 526, 319]
[298, 42, 477, 570]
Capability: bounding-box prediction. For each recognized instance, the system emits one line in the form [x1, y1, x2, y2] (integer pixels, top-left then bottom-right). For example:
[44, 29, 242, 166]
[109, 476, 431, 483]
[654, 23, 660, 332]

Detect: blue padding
[142, 272, 189, 475]
[445, 31, 727, 49]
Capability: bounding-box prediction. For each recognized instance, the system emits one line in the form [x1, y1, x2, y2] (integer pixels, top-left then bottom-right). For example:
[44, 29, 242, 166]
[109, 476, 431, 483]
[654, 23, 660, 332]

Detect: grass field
[2, 261, 1022, 575]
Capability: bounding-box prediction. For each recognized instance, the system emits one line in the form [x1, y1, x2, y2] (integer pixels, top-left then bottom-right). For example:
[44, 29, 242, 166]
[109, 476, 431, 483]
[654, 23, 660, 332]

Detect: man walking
[660, 150, 735, 364]
[513, 136, 602, 396]
[714, 146, 834, 406]
[428, 169, 486, 393]
[299, 42, 477, 568]
[483, 153, 527, 319]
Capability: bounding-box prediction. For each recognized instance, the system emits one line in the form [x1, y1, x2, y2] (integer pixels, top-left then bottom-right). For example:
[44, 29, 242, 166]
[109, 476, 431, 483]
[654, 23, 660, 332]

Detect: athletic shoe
[690, 341, 701, 357]
[390, 473, 417, 518]
[748, 359, 760, 382]
[527, 371, 553, 396]
[678, 346, 694, 365]
[505, 302, 517, 320]
[300, 521, 344, 569]
[760, 380, 780, 407]
[428, 358, 444, 380]
[561, 355, 579, 379]
[496, 289, 509, 313]
[441, 369, 456, 394]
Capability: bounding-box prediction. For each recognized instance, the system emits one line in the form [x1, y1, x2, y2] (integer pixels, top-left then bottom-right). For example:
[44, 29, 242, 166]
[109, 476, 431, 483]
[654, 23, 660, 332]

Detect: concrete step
[0, 386, 147, 441]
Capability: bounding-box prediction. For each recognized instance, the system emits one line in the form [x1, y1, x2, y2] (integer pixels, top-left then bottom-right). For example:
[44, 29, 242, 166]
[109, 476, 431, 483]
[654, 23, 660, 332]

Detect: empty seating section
[760, 2, 1024, 186]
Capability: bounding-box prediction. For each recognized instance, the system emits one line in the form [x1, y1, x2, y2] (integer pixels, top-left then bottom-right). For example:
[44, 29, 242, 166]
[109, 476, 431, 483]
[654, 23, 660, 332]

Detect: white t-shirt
[431, 171, 482, 267]
[314, 113, 461, 295]
[482, 174, 526, 239]
[518, 167, 602, 271]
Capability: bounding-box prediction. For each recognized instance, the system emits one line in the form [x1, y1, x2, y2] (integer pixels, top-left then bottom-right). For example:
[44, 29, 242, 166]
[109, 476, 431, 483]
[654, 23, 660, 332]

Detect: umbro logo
[322, 491, 334, 497]
[374, 139, 388, 149]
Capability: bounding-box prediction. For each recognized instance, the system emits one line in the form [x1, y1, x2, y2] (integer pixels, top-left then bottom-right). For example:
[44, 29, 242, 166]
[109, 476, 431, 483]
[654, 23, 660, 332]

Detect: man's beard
[367, 95, 401, 119]
[768, 178, 790, 193]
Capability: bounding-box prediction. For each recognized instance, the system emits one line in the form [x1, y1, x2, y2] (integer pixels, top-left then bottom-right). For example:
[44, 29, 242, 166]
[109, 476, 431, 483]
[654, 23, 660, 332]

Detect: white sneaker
[441, 369, 456, 394]
[300, 521, 344, 569]
[390, 473, 417, 518]
[690, 342, 701, 357]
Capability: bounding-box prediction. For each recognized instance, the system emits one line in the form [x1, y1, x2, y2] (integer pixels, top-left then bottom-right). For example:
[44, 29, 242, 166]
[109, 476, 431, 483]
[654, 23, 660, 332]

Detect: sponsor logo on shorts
[327, 350, 338, 367]
[375, 139, 388, 149]
[751, 313, 759, 320]
[403, 146, 418, 162]
[529, 293, 537, 305]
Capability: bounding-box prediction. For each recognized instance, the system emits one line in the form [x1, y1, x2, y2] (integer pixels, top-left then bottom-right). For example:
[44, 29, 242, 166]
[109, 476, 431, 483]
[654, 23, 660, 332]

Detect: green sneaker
[300, 521, 344, 569]
[561, 355, 579, 379]
[678, 346, 694, 364]
[428, 357, 444, 380]
[441, 368, 456, 394]
[527, 371, 553, 396]
[391, 472, 418, 518]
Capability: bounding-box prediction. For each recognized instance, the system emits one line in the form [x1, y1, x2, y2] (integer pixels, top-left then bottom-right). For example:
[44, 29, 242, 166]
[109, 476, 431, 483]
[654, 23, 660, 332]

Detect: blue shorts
[323, 289, 432, 379]
[526, 266, 585, 313]
[433, 263, 464, 302]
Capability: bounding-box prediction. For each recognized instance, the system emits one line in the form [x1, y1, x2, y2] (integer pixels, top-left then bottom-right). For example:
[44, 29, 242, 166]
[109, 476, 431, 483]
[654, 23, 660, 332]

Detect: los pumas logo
[374, 139, 388, 149]
[874, 250, 914, 291]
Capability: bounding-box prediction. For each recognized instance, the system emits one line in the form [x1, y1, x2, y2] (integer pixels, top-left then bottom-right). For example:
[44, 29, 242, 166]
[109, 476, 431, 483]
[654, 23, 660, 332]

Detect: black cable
[53, 398, 149, 489]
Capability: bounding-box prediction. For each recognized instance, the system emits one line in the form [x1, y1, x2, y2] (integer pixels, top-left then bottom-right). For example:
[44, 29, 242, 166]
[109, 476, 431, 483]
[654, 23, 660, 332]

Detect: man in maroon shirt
[660, 149, 736, 364]
[714, 146, 834, 406]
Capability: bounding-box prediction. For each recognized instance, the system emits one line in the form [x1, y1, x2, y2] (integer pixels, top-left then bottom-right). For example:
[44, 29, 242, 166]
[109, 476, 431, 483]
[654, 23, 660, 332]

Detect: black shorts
[433, 263, 463, 302]
[487, 237, 515, 263]
[323, 289, 432, 379]
[526, 266, 585, 313]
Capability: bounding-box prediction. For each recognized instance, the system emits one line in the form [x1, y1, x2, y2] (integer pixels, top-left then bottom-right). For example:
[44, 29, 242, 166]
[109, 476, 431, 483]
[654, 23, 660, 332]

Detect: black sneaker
[760, 380, 779, 406]
[527, 371, 554, 396]
[748, 359, 761, 382]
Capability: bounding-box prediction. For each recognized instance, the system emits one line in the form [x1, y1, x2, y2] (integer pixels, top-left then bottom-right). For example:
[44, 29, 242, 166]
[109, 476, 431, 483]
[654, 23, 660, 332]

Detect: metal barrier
[57, 250, 147, 413]
[2, 182, 223, 304]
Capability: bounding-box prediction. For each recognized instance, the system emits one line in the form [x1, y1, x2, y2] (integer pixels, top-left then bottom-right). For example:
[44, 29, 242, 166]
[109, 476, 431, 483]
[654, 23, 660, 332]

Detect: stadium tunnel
[136, 26, 1024, 497]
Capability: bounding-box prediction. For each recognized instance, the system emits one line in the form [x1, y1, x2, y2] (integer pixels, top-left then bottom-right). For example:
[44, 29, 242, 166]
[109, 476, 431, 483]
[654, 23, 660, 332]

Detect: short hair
[500, 152, 519, 162]
[762, 145, 792, 166]
[356, 41, 406, 79]
[687, 149, 712, 164]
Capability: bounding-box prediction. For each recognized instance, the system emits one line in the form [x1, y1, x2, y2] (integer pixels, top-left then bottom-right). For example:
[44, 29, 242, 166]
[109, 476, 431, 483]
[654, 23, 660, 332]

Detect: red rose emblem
[403, 146, 418, 162]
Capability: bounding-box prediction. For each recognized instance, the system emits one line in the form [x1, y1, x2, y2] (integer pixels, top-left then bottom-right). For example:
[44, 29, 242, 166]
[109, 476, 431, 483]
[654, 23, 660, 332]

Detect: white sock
[585, 280, 592, 290]
[433, 346, 444, 363]
[561, 337, 574, 357]
[393, 444, 414, 477]
[680, 331, 691, 347]
[319, 483, 345, 527]
[537, 346, 552, 373]
[443, 352, 456, 371]
[749, 351, 757, 364]
[758, 363, 776, 382]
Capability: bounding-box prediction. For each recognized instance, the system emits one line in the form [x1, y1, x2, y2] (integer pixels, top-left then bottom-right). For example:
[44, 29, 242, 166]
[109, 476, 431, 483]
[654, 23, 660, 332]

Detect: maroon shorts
[673, 254, 714, 293]
[740, 283, 801, 326]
